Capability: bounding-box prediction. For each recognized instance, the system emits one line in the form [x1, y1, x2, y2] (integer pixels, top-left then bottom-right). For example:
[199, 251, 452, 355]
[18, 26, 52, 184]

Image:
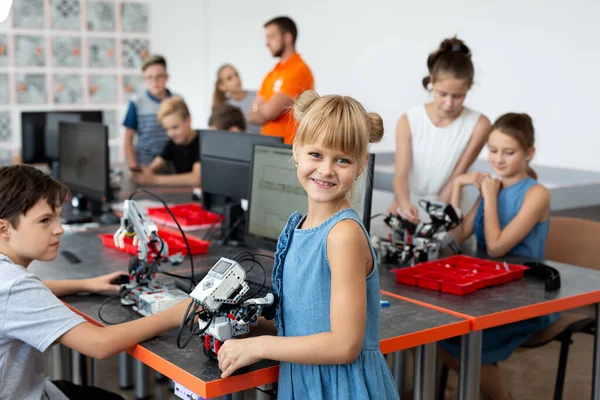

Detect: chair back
[545, 216, 600, 270]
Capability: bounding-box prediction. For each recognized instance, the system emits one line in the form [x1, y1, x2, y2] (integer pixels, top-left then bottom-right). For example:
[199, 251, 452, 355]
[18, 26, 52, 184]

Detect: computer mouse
[61, 250, 81, 264]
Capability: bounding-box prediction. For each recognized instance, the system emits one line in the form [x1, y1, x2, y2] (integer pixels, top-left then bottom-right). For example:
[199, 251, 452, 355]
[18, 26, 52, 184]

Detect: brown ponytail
[423, 37, 474, 89]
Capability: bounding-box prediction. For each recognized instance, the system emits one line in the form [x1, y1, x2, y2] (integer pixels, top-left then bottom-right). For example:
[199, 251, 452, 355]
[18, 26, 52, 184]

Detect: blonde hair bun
[293, 90, 320, 122]
[368, 113, 384, 143]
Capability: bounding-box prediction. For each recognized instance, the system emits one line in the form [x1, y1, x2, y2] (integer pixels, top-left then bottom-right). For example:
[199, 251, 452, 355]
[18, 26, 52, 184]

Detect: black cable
[239, 259, 267, 300]
[249, 253, 275, 261]
[234, 252, 274, 262]
[219, 216, 244, 245]
[129, 189, 196, 292]
[237, 257, 261, 274]
[98, 295, 135, 325]
[142, 237, 164, 283]
[177, 302, 214, 349]
[202, 220, 219, 241]
[237, 252, 273, 299]
[371, 213, 386, 220]
[177, 301, 199, 349]
[232, 251, 255, 262]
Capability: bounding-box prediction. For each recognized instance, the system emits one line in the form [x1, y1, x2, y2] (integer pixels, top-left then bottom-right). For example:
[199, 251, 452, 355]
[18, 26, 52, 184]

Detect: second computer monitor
[58, 121, 110, 203]
[21, 111, 103, 165]
[246, 143, 375, 250]
[199, 129, 284, 201]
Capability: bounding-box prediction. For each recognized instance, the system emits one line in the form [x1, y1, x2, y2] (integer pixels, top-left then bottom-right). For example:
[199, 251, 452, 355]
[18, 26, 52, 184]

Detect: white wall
[150, 0, 600, 172]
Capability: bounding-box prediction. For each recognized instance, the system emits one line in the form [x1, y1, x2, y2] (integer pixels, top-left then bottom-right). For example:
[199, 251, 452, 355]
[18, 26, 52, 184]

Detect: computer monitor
[198, 130, 284, 243]
[21, 111, 103, 173]
[58, 121, 112, 221]
[246, 143, 375, 250]
[45, 113, 82, 161]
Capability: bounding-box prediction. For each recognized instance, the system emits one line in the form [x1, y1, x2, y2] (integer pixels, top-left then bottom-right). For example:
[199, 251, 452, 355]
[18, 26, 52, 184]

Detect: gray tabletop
[30, 228, 469, 384]
[378, 293, 467, 353]
[378, 254, 600, 330]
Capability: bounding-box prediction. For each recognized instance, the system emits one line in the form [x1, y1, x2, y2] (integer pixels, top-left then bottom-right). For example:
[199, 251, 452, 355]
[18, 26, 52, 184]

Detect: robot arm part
[113, 199, 169, 261]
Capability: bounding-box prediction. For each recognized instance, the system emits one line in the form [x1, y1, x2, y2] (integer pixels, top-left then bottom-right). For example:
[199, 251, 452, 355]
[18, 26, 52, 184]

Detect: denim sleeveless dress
[272, 208, 399, 400]
[441, 177, 559, 364]
[474, 176, 549, 259]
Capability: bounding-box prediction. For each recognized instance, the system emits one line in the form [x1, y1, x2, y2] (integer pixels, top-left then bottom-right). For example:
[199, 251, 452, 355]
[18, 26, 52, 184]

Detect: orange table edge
[64, 303, 279, 398]
[381, 289, 600, 331]
[64, 296, 470, 397]
[379, 319, 469, 354]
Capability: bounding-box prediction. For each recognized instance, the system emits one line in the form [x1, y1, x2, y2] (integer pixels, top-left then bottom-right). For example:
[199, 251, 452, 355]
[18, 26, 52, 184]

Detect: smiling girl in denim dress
[216, 90, 399, 399]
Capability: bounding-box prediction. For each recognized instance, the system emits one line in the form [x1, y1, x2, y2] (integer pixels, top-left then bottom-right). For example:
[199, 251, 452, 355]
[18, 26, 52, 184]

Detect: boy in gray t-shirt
[0, 165, 192, 399]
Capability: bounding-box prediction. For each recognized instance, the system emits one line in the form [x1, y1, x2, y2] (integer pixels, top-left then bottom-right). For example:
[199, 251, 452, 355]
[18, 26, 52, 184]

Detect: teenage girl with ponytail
[392, 37, 491, 223]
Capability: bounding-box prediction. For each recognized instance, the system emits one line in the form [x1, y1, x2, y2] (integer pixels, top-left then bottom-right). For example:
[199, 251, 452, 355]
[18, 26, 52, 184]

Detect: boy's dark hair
[264, 16, 298, 45]
[0, 165, 69, 226]
[142, 54, 167, 72]
[423, 37, 474, 89]
[208, 104, 247, 132]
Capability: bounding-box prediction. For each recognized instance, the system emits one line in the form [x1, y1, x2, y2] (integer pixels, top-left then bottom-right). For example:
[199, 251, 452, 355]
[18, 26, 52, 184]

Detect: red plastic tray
[391, 255, 529, 295]
[146, 203, 223, 229]
[99, 227, 210, 259]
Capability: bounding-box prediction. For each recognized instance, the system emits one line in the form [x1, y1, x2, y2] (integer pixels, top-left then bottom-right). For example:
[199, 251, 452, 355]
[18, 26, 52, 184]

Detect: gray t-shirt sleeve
[229, 90, 262, 134]
[4, 275, 86, 352]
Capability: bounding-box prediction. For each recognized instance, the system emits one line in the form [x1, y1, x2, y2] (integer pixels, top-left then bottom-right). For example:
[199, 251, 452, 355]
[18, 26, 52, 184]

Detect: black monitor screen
[199, 130, 283, 201]
[21, 113, 45, 164]
[45, 113, 81, 160]
[246, 144, 375, 249]
[21, 111, 103, 164]
[58, 121, 109, 202]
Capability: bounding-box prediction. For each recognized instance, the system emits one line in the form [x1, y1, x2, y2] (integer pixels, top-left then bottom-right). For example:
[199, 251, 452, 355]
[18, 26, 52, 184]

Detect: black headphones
[523, 261, 561, 292]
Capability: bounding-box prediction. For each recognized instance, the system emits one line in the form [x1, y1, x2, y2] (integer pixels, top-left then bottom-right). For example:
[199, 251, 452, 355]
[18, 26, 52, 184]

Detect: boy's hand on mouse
[85, 271, 129, 293]
[481, 177, 502, 200]
[218, 337, 262, 378]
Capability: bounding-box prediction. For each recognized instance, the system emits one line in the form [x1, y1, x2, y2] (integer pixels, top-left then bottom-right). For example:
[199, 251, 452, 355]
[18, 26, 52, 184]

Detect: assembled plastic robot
[114, 199, 277, 360]
[113, 199, 183, 306]
[372, 200, 463, 267]
[187, 257, 277, 359]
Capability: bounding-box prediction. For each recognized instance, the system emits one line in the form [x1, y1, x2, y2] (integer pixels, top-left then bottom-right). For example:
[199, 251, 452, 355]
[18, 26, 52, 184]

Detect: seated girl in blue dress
[216, 90, 399, 399]
[441, 112, 558, 399]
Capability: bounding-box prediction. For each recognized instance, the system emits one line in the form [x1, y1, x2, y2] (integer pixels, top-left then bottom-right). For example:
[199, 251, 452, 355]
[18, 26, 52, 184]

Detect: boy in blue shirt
[123, 54, 177, 169]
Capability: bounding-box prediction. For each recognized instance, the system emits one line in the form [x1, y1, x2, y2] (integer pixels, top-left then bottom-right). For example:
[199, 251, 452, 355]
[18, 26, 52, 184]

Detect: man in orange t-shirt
[248, 16, 314, 144]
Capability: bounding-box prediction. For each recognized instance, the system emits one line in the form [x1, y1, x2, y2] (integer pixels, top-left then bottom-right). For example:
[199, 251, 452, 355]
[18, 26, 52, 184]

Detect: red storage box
[391, 255, 529, 295]
[146, 203, 223, 231]
[99, 227, 210, 259]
